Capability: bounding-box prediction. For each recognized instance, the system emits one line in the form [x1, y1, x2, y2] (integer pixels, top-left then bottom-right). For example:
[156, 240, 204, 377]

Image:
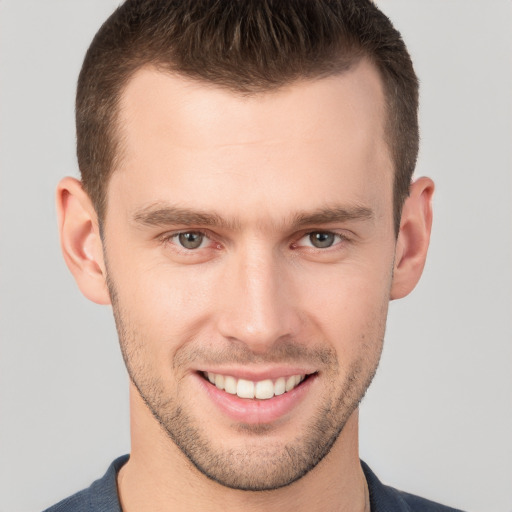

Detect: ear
[56, 177, 111, 305]
[390, 177, 434, 300]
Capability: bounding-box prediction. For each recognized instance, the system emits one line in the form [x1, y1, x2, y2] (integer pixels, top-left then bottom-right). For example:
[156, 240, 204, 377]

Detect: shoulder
[361, 461, 466, 512]
[42, 488, 92, 512]
[42, 455, 128, 512]
[385, 486, 466, 512]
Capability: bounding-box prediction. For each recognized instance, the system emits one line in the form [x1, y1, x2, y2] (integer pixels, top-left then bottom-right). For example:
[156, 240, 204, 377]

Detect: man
[46, 1, 463, 511]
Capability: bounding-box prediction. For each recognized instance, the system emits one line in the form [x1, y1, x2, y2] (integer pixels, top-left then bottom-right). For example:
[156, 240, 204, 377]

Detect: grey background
[0, 1, 510, 511]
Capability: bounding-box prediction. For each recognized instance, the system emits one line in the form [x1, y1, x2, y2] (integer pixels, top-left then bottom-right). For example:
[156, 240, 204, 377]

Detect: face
[103, 61, 396, 490]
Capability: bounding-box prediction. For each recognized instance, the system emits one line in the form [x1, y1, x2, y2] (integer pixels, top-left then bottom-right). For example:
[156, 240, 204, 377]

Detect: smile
[204, 371, 308, 400]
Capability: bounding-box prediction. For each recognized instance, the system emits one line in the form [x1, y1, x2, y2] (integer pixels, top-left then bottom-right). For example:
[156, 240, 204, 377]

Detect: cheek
[110, 258, 220, 345]
[296, 259, 392, 358]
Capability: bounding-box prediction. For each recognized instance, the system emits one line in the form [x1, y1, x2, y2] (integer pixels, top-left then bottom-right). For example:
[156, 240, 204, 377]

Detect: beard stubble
[107, 273, 385, 491]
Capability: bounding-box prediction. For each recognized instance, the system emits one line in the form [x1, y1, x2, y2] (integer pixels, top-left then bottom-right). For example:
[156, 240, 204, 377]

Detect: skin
[57, 59, 433, 512]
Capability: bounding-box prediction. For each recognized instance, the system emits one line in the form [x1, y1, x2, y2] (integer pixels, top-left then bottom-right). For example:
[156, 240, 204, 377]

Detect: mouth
[200, 371, 315, 399]
[196, 368, 318, 424]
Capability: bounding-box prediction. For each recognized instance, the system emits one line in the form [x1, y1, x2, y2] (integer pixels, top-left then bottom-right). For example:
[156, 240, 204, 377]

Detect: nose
[216, 245, 300, 353]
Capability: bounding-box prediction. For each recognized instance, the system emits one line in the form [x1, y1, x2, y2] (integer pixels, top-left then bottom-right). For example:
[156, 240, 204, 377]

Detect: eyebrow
[133, 204, 240, 230]
[290, 206, 374, 229]
[132, 203, 374, 231]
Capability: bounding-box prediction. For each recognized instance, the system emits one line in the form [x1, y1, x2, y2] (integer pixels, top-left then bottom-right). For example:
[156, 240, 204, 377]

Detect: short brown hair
[77, 0, 419, 233]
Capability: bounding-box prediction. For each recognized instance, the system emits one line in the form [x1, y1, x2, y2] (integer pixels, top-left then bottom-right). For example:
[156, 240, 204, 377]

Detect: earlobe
[56, 177, 111, 305]
[390, 177, 434, 300]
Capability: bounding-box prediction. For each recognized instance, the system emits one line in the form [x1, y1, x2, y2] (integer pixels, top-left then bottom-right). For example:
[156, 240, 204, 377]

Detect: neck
[118, 387, 368, 512]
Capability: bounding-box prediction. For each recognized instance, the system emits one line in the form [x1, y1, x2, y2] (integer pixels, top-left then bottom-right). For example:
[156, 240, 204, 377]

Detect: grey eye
[309, 232, 335, 248]
[178, 232, 204, 249]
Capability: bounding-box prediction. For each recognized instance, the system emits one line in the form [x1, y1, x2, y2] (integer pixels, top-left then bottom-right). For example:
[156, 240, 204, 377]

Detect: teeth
[255, 379, 274, 399]
[237, 379, 254, 398]
[274, 377, 286, 396]
[214, 374, 224, 390]
[224, 375, 237, 394]
[285, 375, 296, 392]
[204, 372, 307, 400]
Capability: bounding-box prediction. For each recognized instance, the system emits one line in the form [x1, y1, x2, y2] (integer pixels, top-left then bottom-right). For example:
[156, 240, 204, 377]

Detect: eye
[172, 231, 208, 250]
[296, 231, 343, 249]
[309, 232, 336, 248]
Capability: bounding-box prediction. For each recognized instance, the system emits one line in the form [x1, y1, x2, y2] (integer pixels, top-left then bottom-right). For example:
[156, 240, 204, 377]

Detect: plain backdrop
[0, 2, 511, 511]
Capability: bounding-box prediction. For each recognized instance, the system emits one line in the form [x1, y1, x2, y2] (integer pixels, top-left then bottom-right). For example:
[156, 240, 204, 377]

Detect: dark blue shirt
[43, 455, 465, 512]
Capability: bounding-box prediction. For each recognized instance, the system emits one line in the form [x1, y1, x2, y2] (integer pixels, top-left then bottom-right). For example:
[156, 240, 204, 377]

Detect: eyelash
[293, 231, 348, 249]
[159, 230, 215, 250]
[159, 229, 350, 252]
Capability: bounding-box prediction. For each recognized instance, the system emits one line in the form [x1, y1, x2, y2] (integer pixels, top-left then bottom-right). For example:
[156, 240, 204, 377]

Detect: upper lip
[196, 367, 317, 381]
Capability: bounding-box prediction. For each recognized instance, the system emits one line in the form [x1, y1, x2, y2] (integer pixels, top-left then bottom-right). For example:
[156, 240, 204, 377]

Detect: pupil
[310, 232, 334, 248]
[179, 232, 203, 249]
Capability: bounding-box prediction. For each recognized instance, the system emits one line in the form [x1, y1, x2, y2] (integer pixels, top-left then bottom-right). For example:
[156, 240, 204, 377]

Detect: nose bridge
[217, 242, 297, 351]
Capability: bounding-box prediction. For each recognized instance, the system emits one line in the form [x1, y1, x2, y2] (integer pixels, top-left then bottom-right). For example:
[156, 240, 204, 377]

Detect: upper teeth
[206, 372, 306, 400]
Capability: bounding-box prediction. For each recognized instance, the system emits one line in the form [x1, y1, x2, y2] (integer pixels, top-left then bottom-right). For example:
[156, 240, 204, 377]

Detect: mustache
[173, 338, 337, 369]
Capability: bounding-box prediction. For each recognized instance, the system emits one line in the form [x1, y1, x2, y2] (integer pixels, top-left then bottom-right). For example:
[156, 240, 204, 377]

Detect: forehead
[118, 60, 387, 152]
[110, 61, 393, 226]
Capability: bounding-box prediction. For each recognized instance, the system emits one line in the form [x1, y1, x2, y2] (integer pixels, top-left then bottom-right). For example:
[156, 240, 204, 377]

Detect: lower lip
[196, 373, 316, 425]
